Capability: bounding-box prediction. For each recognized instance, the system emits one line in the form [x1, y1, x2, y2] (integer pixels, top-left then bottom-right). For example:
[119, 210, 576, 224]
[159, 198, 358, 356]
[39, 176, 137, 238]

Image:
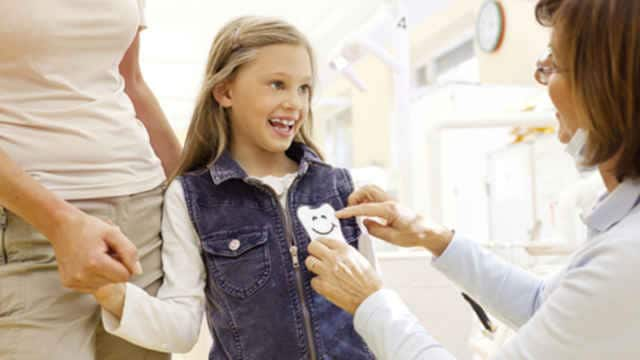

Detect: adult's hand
[335, 185, 454, 257]
[47, 209, 142, 293]
[306, 237, 383, 315]
[0, 148, 141, 293]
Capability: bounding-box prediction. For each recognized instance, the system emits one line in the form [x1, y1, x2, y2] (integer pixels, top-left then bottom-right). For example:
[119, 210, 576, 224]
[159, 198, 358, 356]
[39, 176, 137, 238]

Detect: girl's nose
[283, 91, 305, 110]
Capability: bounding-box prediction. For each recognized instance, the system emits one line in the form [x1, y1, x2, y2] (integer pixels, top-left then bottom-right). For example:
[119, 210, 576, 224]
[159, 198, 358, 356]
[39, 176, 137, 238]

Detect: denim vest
[180, 143, 374, 360]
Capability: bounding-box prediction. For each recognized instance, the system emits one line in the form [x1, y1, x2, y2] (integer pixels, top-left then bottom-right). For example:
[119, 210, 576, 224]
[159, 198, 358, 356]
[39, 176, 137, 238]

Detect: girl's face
[220, 44, 313, 156]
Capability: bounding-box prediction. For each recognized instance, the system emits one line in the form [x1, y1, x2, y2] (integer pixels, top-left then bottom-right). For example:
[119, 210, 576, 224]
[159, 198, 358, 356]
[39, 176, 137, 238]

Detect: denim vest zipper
[0, 208, 8, 265]
[245, 177, 318, 360]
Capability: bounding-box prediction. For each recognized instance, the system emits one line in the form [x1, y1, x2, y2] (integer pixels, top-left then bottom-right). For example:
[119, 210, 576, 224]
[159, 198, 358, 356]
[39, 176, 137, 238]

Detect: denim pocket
[201, 226, 272, 299]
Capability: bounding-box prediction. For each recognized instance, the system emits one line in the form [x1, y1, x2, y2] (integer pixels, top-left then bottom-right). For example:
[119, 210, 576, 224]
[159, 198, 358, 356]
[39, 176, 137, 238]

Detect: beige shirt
[0, 0, 164, 200]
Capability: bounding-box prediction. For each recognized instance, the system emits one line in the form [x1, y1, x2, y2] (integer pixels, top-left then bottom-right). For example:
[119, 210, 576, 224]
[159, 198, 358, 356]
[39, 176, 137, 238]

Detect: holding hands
[48, 209, 142, 293]
[47, 209, 138, 318]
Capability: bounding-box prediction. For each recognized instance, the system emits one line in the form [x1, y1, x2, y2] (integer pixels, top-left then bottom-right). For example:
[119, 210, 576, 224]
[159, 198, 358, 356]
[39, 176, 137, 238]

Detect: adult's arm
[0, 148, 139, 292]
[119, 30, 182, 177]
[348, 233, 548, 359]
[307, 237, 456, 360]
[319, 208, 638, 359]
[337, 185, 545, 327]
[306, 233, 545, 360]
[433, 236, 545, 329]
[493, 232, 640, 359]
[355, 288, 456, 360]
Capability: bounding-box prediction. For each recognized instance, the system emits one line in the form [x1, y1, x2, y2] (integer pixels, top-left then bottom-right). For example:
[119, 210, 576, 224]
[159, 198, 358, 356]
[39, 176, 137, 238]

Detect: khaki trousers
[0, 185, 170, 360]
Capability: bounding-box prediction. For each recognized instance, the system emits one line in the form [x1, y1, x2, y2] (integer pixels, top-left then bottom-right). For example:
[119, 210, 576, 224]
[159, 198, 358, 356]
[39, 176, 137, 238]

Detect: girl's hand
[335, 185, 454, 257]
[92, 283, 126, 319]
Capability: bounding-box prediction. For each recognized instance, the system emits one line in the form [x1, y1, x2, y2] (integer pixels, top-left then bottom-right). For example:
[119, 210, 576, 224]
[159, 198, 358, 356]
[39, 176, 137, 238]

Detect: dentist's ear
[212, 82, 233, 108]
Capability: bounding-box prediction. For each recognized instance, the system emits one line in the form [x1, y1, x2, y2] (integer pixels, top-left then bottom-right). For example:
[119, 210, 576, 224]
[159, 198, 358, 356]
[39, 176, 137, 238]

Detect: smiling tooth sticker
[296, 204, 346, 242]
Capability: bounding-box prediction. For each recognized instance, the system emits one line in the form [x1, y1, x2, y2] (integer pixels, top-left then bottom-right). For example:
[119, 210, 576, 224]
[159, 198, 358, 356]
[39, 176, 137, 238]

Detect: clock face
[476, 0, 505, 53]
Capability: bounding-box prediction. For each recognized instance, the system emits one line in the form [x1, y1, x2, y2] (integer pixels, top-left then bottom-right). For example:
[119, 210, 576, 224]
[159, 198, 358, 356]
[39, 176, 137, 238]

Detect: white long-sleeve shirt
[101, 175, 377, 353]
[354, 179, 640, 359]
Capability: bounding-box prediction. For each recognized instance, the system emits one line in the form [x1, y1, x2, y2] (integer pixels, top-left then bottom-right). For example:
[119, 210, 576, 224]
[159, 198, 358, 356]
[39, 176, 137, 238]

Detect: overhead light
[329, 55, 350, 71]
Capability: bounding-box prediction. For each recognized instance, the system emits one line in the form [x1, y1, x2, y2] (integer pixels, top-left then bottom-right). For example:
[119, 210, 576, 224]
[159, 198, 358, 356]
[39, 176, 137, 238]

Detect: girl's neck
[230, 143, 298, 178]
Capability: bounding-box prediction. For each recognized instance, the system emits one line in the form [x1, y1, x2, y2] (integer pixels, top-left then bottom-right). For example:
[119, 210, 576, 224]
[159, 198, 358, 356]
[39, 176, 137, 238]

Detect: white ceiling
[143, 1, 385, 64]
[139, 0, 455, 129]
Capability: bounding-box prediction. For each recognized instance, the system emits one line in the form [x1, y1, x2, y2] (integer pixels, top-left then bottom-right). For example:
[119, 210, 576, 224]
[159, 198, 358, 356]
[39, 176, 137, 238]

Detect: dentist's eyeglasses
[535, 47, 566, 85]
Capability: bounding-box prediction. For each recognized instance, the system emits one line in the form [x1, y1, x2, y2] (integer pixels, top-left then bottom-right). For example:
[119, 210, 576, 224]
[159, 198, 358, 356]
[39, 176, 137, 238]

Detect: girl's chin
[264, 138, 294, 152]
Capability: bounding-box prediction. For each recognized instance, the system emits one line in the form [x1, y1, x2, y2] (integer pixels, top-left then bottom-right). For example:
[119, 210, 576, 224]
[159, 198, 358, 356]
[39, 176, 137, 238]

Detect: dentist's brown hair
[536, 0, 640, 180]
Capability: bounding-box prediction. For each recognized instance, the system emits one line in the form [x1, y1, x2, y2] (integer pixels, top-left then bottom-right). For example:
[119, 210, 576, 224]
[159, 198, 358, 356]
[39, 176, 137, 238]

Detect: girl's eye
[270, 81, 285, 90]
[299, 84, 311, 95]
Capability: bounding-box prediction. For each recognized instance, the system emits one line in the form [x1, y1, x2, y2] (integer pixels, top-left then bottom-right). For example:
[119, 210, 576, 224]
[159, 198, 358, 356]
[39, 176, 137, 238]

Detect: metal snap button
[229, 239, 241, 251]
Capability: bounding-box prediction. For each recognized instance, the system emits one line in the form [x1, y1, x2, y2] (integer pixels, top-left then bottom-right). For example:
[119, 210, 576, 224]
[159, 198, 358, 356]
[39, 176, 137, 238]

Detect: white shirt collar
[251, 173, 297, 197]
[582, 179, 640, 232]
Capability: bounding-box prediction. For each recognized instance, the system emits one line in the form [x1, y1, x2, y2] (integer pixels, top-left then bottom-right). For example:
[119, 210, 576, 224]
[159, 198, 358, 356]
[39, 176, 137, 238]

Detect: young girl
[93, 16, 376, 359]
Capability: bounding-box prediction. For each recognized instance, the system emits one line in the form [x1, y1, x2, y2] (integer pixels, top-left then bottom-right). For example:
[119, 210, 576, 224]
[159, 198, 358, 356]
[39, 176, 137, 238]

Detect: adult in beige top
[0, 1, 181, 359]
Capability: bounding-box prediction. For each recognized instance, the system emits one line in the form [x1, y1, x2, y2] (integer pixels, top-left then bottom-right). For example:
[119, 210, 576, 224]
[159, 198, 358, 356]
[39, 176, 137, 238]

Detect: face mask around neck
[565, 128, 596, 173]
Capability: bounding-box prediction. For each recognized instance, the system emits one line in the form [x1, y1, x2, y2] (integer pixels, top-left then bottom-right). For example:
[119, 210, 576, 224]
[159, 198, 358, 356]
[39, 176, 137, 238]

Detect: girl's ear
[213, 82, 233, 108]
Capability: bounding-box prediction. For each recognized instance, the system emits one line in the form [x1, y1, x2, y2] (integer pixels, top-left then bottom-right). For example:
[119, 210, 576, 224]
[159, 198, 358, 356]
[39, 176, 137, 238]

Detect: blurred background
[139, 0, 604, 358]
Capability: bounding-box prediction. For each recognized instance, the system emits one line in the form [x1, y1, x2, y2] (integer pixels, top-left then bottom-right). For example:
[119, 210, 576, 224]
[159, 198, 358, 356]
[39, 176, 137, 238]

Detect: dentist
[305, 0, 640, 358]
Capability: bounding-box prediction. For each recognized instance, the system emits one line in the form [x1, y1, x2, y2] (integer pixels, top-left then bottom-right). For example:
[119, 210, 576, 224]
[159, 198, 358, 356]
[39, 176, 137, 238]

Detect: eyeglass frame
[535, 47, 567, 85]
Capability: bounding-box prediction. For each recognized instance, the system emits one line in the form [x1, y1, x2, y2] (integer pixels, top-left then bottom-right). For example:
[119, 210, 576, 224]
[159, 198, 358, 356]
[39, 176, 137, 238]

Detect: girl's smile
[215, 44, 313, 159]
[268, 116, 299, 138]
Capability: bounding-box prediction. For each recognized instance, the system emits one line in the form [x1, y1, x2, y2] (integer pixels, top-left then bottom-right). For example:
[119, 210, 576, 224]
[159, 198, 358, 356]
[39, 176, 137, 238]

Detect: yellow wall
[477, 0, 550, 85]
[316, 0, 549, 167]
[411, 0, 549, 84]
[315, 56, 395, 168]
[411, 0, 476, 67]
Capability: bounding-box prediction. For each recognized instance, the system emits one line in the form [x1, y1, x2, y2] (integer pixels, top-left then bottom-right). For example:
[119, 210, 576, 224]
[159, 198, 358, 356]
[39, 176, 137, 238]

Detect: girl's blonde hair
[171, 16, 323, 181]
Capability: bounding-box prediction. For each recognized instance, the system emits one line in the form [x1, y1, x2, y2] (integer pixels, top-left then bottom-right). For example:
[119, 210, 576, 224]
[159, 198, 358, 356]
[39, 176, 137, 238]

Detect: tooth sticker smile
[297, 203, 346, 242]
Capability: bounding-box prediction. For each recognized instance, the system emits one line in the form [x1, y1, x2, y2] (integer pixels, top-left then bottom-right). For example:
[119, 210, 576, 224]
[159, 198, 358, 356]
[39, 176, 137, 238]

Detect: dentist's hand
[335, 185, 454, 257]
[306, 237, 382, 315]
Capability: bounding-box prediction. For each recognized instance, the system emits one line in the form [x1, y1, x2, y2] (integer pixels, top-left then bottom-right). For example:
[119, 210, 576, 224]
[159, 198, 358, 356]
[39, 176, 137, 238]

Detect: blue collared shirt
[583, 179, 640, 235]
[354, 179, 640, 359]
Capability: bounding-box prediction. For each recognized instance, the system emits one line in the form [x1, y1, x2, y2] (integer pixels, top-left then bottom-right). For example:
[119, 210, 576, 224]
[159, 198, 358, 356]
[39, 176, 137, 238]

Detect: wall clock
[476, 0, 505, 53]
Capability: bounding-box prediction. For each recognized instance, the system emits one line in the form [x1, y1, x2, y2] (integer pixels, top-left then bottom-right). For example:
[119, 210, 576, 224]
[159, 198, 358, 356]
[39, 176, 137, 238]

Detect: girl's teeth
[270, 118, 294, 126]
